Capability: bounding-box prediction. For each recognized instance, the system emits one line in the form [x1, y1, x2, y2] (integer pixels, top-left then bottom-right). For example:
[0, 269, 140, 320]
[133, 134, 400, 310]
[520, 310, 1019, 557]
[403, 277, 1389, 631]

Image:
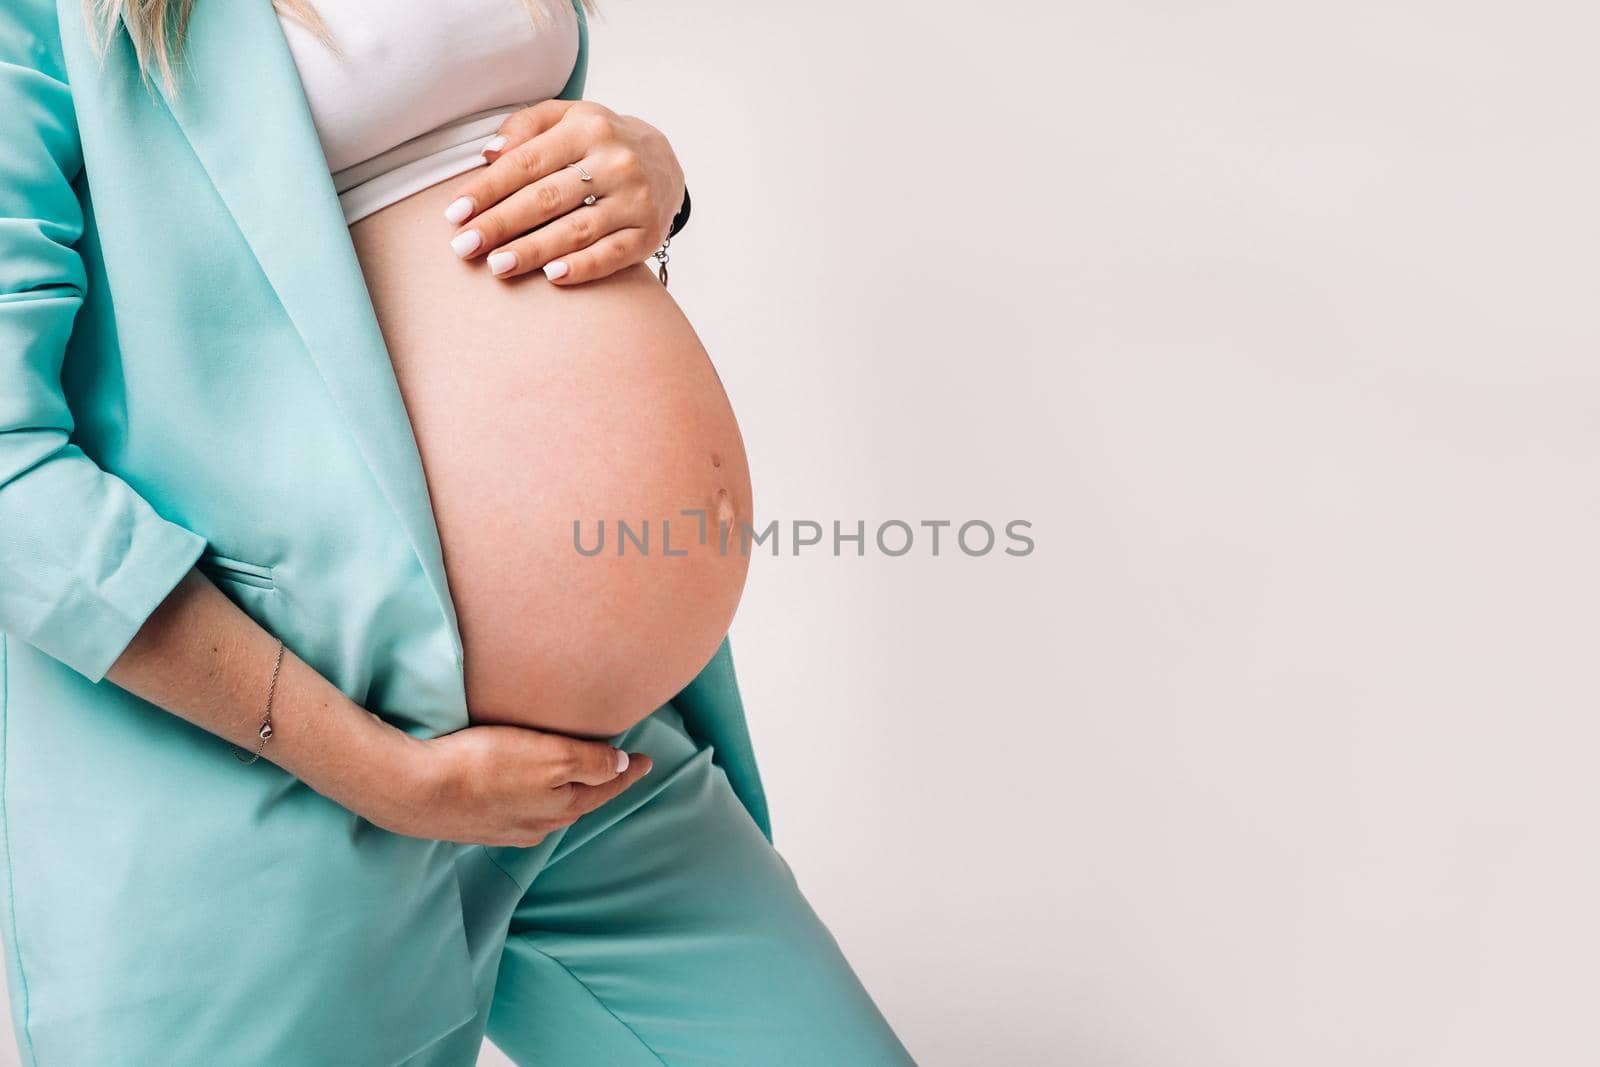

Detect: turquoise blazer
[0, 2, 769, 1063]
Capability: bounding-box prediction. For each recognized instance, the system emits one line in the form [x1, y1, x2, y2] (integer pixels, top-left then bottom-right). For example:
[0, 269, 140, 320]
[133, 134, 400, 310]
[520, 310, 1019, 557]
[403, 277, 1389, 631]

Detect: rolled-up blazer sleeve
[0, 1, 207, 682]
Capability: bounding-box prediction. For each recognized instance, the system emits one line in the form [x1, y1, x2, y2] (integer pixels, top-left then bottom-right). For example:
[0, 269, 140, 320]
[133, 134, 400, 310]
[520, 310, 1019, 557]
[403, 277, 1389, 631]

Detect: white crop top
[276, 0, 581, 225]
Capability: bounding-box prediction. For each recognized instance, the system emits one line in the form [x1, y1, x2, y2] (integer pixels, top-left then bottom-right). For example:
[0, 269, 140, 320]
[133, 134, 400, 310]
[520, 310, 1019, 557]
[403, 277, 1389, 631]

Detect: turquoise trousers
[398, 703, 915, 1066]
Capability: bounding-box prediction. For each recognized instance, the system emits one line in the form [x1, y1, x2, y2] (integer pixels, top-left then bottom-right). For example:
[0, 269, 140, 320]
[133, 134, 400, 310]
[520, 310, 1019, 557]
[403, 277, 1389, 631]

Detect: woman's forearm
[105, 568, 418, 816]
[102, 568, 652, 847]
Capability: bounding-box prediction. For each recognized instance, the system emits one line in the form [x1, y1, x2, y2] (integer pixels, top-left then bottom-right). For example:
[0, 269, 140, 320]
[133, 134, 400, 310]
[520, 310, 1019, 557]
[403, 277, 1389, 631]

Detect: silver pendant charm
[653, 236, 671, 288]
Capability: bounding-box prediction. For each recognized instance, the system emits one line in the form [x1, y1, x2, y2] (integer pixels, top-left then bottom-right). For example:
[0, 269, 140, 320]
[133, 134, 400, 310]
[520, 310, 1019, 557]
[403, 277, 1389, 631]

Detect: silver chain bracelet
[233, 640, 285, 765]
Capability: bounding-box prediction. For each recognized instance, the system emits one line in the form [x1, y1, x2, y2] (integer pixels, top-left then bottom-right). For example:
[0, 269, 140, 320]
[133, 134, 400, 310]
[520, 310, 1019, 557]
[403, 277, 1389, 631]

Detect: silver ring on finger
[566, 162, 594, 181]
[581, 193, 597, 206]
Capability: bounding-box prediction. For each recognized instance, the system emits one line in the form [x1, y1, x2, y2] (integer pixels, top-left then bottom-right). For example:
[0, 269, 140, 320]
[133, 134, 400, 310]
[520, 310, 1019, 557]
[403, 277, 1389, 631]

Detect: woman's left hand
[442, 99, 685, 285]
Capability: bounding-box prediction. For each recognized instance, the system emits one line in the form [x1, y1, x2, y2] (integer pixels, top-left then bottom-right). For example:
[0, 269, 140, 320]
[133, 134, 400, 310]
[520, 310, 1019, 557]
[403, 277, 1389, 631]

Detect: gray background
[10, 1, 1600, 1064]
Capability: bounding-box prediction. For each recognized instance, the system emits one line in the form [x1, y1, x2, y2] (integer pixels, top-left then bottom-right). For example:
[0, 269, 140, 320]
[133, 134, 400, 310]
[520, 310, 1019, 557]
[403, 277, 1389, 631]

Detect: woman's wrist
[106, 570, 434, 827]
[263, 651, 428, 820]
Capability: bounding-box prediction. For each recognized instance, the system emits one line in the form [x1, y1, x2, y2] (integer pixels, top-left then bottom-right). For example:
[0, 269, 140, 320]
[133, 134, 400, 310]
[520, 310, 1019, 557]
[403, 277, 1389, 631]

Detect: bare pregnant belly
[351, 178, 752, 738]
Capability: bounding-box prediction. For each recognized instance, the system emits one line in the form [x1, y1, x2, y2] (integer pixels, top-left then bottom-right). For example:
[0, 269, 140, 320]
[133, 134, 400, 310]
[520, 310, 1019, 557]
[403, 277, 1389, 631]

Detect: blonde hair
[86, 0, 591, 91]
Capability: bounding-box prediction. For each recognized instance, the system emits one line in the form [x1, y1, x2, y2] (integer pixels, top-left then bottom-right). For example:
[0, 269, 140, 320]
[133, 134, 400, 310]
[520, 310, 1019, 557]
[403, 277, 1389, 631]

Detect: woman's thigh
[480, 704, 915, 1067]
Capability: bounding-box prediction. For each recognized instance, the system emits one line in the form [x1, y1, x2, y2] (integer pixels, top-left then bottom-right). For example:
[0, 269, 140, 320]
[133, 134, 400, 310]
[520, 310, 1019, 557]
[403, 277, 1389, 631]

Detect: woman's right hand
[368, 724, 655, 847]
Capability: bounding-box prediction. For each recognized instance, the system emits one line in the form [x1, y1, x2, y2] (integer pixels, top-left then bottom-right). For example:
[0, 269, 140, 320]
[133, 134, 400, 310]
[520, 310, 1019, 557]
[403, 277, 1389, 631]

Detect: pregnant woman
[0, 0, 914, 1063]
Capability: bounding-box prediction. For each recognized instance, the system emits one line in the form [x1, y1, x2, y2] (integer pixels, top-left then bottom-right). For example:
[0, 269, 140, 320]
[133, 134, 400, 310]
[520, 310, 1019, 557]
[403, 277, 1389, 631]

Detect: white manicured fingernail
[481, 135, 510, 156]
[443, 196, 475, 224]
[450, 230, 482, 257]
[543, 259, 570, 281]
[488, 250, 518, 276]
[614, 749, 630, 773]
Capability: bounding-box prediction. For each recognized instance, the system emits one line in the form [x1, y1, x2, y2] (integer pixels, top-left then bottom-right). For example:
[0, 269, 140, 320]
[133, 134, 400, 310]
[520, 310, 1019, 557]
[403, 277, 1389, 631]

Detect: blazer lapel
[152, 0, 464, 666]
